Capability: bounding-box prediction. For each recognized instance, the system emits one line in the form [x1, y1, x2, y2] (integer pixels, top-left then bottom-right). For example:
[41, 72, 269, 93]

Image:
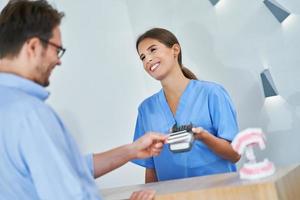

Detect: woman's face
[137, 38, 179, 81]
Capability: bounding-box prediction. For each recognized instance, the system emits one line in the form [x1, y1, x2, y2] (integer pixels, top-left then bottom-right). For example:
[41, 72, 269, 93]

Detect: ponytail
[181, 66, 198, 80]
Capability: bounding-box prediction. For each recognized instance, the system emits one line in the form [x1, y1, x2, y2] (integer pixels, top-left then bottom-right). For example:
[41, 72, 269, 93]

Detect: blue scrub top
[132, 80, 239, 181]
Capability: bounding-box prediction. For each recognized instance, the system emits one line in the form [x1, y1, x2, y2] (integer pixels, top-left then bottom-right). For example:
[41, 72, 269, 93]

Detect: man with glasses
[39, 37, 66, 59]
[0, 1, 166, 199]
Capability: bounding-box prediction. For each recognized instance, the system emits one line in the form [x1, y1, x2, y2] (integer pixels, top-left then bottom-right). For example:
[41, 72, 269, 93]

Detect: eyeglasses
[39, 38, 66, 59]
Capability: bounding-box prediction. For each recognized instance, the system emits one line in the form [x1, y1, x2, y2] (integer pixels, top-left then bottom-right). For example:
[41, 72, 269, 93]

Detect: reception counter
[100, 164, 300, 200]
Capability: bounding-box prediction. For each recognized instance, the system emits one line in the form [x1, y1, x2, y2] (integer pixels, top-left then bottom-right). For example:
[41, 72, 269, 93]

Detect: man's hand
[132, 132, 167, 159]
[130, 189, 155, 200]
[92, 132, 166, 178]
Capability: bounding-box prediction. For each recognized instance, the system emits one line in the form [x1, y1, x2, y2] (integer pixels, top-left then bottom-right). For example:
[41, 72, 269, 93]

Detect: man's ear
[26, 37, 42, 59]
[172, 43, 180, 58]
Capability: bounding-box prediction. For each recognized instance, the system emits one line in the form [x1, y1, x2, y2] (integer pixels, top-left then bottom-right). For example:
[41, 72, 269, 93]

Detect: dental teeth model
[231, 128, 275, 180]
[166, 124, 194, 153]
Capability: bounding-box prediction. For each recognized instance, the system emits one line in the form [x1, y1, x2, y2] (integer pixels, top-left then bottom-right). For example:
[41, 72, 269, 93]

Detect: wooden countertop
[100, 164, 300, 200]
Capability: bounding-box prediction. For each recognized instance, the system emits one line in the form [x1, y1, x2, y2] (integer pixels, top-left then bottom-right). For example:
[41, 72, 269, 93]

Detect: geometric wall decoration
[209, 0, 220, 6]
[260, 69, 279, 98]
[263, 0, 290, 23]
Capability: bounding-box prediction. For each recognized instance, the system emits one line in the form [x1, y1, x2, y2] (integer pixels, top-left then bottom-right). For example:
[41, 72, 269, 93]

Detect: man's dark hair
[0, 0, 64, 58]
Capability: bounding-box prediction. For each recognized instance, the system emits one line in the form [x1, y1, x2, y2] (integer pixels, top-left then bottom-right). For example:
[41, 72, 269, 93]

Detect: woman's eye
[150, 48, 156, 52]
[140, 56, 145, 61]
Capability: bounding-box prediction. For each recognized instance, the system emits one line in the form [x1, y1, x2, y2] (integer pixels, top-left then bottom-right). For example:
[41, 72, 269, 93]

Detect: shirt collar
[0, 72, 50, 101]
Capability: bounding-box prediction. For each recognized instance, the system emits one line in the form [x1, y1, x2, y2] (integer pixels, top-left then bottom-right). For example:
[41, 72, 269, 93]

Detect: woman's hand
[192, 127, 208, 140]
[192, 127, 240, 163]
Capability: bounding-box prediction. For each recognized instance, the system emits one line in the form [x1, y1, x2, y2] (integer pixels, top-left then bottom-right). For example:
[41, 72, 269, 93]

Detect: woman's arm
[145, 168, 158, 183]
[193, 127, 241, 163]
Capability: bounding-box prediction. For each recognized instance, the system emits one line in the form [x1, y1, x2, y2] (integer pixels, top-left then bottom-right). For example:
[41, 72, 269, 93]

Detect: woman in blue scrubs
[132, 28, 241, 183]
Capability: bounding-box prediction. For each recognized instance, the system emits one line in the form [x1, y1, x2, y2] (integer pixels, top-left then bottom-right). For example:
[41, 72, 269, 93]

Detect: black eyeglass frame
[39, 38, 66, 58]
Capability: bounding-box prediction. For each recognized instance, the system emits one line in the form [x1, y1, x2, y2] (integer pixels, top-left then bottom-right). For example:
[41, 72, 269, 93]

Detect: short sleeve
[84, 153, 95, 177]
[131, 107, 155, 169]
[19, 107, 101, 200]
[208, 85, 239, 141]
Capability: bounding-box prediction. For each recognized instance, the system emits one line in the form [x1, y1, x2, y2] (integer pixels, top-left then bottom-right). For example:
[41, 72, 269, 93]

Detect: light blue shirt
[132, 80, 238, 181]
[0, 73, 101, 200]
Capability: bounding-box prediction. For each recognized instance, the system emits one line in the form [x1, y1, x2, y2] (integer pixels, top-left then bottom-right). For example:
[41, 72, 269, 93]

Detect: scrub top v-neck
[132, 80, 238, 181]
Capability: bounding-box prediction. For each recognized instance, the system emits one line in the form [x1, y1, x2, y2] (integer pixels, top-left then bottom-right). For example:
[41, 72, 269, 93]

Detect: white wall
[1, 0, 300, 189]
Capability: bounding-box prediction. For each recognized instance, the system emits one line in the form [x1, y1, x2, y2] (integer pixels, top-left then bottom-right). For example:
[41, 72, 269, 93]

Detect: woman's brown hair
[136, 28, 197, 80]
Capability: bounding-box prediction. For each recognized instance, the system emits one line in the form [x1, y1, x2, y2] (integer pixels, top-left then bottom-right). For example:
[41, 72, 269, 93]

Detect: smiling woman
[132, 27, 240, 183]
[136, 28, 197, 81]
